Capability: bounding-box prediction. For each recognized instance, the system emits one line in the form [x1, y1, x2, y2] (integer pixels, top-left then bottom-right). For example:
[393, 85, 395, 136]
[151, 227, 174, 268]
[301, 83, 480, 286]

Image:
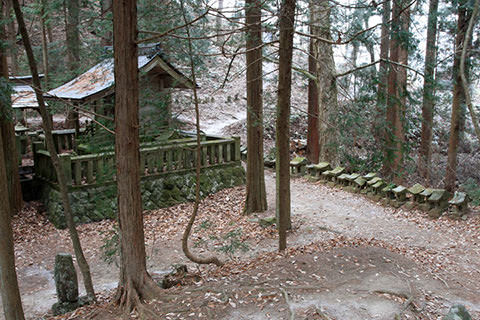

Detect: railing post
[32, 141, 43, 176]
[233, 136, 241, 161]
[59, 154, 72, 186]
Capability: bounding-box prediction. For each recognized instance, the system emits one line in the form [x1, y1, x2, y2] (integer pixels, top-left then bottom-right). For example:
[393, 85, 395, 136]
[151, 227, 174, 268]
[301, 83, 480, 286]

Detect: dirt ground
[3, 170, 480, 320]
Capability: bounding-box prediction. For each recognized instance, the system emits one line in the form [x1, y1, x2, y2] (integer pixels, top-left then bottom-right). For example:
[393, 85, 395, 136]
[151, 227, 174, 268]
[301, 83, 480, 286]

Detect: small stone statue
[52, 253, 90, 316]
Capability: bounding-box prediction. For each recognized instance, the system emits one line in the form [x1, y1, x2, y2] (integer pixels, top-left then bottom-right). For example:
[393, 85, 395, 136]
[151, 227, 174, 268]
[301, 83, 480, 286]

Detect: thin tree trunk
[306, 2, 319, 163]
[244, 0, 267, 214]
[180, 0, 223, 266]
[373, 0, 390, 144]
[276, 0, 296, 251]
[1, 0, 22, 214]
[460, 0, 480, 144]
[445, 0, 472, 192]
[418, 0, 439, 185]
[11, 0, 95, 301]
[216, 0, 224, 45]
[311, 0, 339, 164]
[0, 11, 25, 318]
[112, 0, 162, 311]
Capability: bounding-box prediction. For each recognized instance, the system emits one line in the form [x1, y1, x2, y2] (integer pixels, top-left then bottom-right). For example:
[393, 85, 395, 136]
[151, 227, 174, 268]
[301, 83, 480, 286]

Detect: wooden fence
[33, 135, 241, 187]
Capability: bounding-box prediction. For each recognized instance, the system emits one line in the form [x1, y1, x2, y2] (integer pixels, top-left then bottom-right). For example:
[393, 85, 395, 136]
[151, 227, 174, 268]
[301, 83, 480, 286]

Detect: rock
[54, 253, 79, 303]
[443, 305, 472, 320]
[259, 216, 276, 227]
[162, 264, 189, 289]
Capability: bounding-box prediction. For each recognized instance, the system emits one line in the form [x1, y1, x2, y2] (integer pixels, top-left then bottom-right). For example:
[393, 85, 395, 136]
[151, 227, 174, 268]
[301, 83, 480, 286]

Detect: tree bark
[0, 129, 24, 320]
[418, 0, 439, 185]
[445, 0, 472, 192]
[101, 0, 112, 46]
[0, 12, 25, 319]
[11, 0, 95, 301]
[112, 0, 162, 311]
[244, 0, 267, 214]
[40, 0, 49, 86]
[383, 0, 410, 183]
[373, 0, 390, 144]
[1, 0, 22, 214]
[459, 0, 480, 144]
[65, 0, 80, 129]
[306, 3, 319, 164]
[4, 0, 18, 75]
[310, 0, 339, 164]
[276, 0, 295, 251]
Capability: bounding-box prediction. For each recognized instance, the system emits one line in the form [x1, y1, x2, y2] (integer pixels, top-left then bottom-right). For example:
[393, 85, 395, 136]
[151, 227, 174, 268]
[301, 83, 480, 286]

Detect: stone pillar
[52, 253, 89, 315]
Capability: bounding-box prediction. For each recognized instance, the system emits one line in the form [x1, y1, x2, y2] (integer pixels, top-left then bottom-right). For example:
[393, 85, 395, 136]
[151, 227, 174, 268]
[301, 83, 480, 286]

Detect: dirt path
[3, 171, 480, 319]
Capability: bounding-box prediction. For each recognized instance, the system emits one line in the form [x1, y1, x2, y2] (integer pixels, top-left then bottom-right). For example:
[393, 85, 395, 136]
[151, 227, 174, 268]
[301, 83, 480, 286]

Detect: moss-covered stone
[42, 164, 245, 228]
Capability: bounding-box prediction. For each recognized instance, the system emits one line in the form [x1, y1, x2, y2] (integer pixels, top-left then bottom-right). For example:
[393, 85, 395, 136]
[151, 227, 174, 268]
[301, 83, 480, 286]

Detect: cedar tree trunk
[418, 0, 439, 185]
[113, 0, 162, 311]
[1, 1, 22, 214]
[306, 3, 319, 163]
[244, 0, 267, 214]
[276, 0, 295, 251]
[0, 20, 25, 319]
[383, 0, 410, 183]
[373, 0, 390, 144]
[445, 0, 472, 191]
[310, 0, 339, 164]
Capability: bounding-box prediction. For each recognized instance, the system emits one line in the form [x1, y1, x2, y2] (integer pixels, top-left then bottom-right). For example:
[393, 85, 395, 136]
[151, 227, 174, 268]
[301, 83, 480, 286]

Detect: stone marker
[443, 304, 472, 320]
[52, 253, 90, 316]
[54, 253, 79, 303]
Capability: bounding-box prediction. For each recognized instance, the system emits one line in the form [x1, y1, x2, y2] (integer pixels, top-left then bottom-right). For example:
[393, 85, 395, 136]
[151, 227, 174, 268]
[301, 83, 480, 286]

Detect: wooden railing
[38, 129, 81, 153]
[34, 135, 241, 187]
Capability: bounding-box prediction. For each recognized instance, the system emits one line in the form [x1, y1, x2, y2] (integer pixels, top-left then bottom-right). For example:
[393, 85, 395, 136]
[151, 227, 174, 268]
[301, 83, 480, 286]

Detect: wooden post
[59, 154, 72, 186]
[233, 136, 241, 161]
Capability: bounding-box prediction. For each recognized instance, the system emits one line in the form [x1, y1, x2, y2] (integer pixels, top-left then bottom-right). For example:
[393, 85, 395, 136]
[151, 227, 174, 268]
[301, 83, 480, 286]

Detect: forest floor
[4, 171, 480, 320]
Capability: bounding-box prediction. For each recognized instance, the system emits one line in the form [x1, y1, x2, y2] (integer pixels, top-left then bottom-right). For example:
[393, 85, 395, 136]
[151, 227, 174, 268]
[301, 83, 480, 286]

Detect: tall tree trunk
[244, 0, 267, 214]
[276, 0, 295, 251]
[112, 0, 161, 311]
[40, 0, 49, 86]
[65, 0, 80, 129]
[0, 10, 25, 319]
[0, 129, 24, 320]
[307, 34, 319, 163]
[1, 1, 22, 214]
[11, 0, 95, 301]
[445, 0, 473, 191]
[460, 0, 480, 143]
[383, 0, 410, 183]
[5, 0, 18, 75]
[306, 1, 319, 164]
[373, 0, 390, 144]
[101, 0, 112, 46]
[310, 0, 339, 164]
[418, 0, 439, 185]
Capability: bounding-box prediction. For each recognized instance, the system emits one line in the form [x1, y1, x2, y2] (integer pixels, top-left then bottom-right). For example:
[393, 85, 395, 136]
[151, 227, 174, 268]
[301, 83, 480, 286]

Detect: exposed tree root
[115, 274, 164, 313]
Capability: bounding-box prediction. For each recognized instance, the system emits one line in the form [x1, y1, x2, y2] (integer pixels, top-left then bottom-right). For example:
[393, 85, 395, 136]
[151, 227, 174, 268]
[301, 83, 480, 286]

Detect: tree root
[280, 288, 295, 320]
[115, 274, 164, 313]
